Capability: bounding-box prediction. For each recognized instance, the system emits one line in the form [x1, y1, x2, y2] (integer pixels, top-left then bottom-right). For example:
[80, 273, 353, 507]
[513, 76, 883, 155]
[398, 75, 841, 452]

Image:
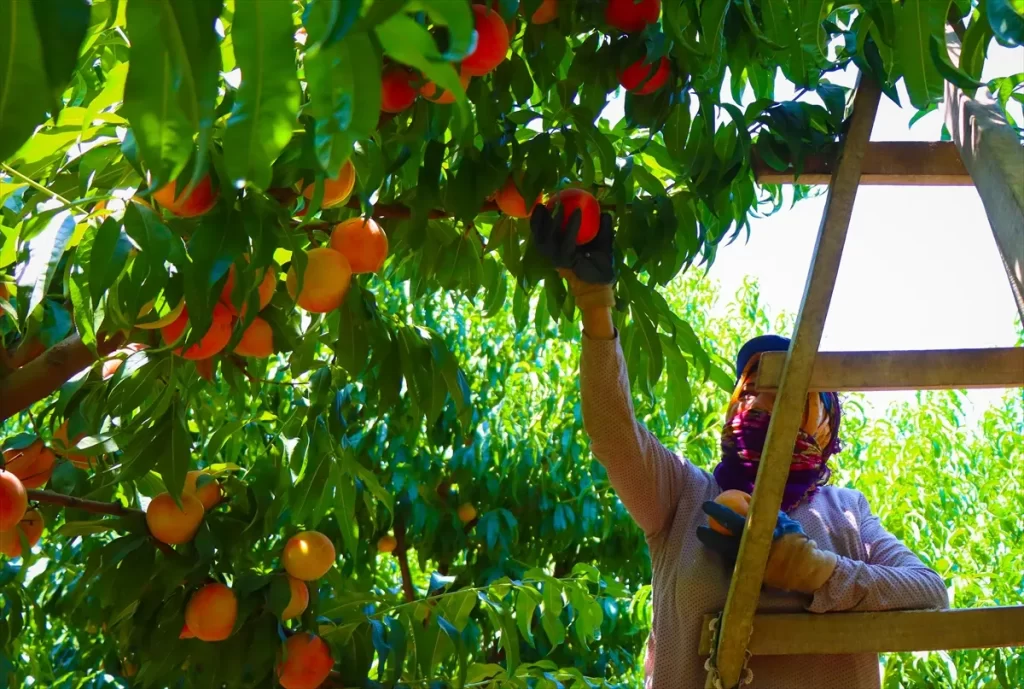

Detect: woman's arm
[579, 305, 712, 538]
[808, 493, 949, 613]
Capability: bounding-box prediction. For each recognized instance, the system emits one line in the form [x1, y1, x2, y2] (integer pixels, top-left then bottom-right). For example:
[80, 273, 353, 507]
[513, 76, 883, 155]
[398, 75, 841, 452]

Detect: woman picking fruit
[530, 205, 948, 689]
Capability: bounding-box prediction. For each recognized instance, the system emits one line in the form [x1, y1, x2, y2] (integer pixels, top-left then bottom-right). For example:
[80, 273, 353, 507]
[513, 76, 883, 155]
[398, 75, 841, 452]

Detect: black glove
[530, 204, 616, 285]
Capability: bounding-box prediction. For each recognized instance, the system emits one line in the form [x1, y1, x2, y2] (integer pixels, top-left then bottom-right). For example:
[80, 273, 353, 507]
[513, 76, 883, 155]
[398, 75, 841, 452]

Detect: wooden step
[754, 141, 972, 186]
[755, 347, 1024, 392]
[699, 606, 1024, 656]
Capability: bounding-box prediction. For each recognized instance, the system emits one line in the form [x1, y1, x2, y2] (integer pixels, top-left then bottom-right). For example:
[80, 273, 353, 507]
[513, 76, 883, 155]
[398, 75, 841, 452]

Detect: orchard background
[0, 0, 1022, 688]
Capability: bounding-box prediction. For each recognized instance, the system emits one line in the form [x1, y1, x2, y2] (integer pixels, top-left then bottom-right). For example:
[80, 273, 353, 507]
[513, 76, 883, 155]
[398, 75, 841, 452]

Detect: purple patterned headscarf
[713, 350, 843, 511]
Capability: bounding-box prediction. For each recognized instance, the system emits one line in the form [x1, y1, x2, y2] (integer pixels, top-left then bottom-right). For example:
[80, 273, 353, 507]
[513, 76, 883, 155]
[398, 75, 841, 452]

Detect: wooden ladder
[702, 49, 1024, 689]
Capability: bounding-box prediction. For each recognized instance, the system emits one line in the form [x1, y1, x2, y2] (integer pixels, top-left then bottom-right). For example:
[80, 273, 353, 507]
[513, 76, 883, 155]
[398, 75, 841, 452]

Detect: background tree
[0, 0, 1021, 687]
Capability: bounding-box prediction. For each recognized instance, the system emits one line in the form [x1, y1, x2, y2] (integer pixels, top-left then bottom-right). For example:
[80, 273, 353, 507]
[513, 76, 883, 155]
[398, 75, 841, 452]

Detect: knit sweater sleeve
[579, 333, 712, 538]
[809, 492, 949, 613]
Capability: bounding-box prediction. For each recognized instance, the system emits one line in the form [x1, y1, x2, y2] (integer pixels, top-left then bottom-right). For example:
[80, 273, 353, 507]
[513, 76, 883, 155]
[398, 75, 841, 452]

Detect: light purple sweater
[580, 335, 949, 688]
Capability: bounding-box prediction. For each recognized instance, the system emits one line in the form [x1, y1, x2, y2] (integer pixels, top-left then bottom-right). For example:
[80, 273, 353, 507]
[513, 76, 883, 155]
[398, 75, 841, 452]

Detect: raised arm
[809, 493, 949, 613]
[579, 307, 711, 537]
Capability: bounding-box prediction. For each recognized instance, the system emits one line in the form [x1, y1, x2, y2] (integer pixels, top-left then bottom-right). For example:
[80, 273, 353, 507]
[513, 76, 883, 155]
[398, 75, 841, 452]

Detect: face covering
[713, 352, 842, 511]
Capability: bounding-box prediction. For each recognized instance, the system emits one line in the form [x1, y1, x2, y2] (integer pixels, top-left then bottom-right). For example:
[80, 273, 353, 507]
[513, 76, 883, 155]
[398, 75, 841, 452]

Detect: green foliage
[0, 1, 1022, 687]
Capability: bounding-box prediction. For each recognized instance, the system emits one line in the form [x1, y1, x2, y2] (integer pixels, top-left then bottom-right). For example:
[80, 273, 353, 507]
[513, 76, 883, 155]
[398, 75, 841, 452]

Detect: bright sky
[606, 43, 1023, 414]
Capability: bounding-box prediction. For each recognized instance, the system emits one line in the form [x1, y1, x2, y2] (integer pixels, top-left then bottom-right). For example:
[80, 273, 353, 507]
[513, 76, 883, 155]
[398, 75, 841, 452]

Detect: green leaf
[988, 0, 1024, 47]
[375, 13, 468, 113]
[961, 1, 995, 89]
[418, 0, 475, 61]
[516, 586, 541, 647]
[15, 211, 77, 323]
[304, 32, 381, 178]
[223, 0, 301, 190]
[893, 0, 947, 109]
[122, 0, 223, 186]
[161, 400, 192, 500]
[89, 218, 133, 303]
[32, 0, 91, 107]
[929, 34, 987, 91]
[0, 3, 52, 162]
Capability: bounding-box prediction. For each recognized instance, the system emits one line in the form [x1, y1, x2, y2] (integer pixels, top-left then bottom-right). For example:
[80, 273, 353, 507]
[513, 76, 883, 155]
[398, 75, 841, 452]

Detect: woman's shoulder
[813, 484, 870, 511]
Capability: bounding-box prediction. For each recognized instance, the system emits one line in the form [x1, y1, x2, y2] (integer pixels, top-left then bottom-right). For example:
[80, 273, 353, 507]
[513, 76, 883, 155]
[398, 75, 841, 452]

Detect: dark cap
[735, 335, 791, 379]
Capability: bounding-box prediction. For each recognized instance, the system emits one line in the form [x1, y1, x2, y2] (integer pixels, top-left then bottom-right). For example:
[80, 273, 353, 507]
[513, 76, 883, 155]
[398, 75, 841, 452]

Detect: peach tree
[1, 0, 1021, 687]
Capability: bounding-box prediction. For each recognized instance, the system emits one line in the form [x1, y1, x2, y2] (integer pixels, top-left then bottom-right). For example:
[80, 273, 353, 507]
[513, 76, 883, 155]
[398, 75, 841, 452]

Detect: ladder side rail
[945, 32, 1024, 323]
[709, 76, 884, 689]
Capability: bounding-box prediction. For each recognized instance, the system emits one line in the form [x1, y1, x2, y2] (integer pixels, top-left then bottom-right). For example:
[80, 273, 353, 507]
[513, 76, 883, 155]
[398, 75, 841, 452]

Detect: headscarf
[713, 336, 843, 511]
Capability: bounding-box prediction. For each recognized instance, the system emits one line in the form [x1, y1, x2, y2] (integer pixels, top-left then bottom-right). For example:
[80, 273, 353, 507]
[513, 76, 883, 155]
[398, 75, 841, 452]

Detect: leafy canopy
[1, 0, 1022, 688]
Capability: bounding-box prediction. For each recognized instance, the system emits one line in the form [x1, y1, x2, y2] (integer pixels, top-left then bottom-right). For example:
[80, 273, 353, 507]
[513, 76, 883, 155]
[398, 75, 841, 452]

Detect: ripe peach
[179, 623, 196, 639]
[0, 509, 44, 558]
[462, 5, 510, 76]
[285, 248, 352, 313]
[281, 576, 310, 621]
[282, 531, 336, 581]
[709, 489, 751, 536]
[546, 188, 600, 244]
[184, 470, 223, 510]
[255, 265, 278, 312]
[52, 421, 101, 470]
[619, 57, 671, 95]
[329, 218, 388, 274]
[234, 316, 274, 358]
[0, 472, 27, 532]
[530, 0, 558, 24]
[277, 633, 334, 689]
[301, 160, 356, 209]
[377, 534, 397, 554]
[494, 177, 541, 218]
[420, 71, 472, 105]
[152, 174, 219, 218]
[185, 583, 238, 642]
[146, 492, 205, 545]
[160, 304, 234, 360]
[3, 440, 55, 490]
[457, 502, 477, 524]
[605, 0, 661, 33]
[380, 66, 418, 113]
[102, 343, 148, 380]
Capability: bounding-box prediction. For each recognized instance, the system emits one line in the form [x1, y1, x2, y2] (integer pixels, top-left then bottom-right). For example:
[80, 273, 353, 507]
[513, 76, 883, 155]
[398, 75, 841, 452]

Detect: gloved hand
[697, 501, 838, 594]
[530, 204, 616, 310]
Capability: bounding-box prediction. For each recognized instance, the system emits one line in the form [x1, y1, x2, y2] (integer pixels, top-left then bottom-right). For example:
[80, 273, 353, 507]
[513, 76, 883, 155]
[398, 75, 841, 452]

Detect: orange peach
[152, 174, 219, 218]
[0, 472, 27, 532]
[146, 492, 205, 545]
[282, 531, 336, 581]
[285, 248, 352, 313]
[185, 583, 238, 642]
[277, 633, 334, 689]
[329, 218, 388, 274]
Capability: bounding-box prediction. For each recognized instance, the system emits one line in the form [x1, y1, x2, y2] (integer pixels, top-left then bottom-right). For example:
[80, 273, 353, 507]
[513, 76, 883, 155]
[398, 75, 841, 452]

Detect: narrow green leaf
[0, 3, 51, 162]
[375, 13, 468, 113]
[304, 32, 382, 175]
[893, 0, 947, 109]
[15, 211, 77, 322]
[31, 0, 91, 107]
[223, 0, 301, 189]
[122, 0, 222, 185]
[988, 0, 1024, 47]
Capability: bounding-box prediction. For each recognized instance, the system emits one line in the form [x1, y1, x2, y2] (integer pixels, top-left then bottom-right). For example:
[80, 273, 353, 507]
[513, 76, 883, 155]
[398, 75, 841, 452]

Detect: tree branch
[0, 332, 123, 422]
[28, 489, 144, 516]
[393, 512, 416, 603]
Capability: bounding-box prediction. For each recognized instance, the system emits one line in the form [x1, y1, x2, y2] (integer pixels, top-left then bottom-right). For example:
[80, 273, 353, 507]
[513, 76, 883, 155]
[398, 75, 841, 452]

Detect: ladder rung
[699, 606, 1024, 656]
[754, 142, 972, 186]
[755, 348, 1024, 392]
